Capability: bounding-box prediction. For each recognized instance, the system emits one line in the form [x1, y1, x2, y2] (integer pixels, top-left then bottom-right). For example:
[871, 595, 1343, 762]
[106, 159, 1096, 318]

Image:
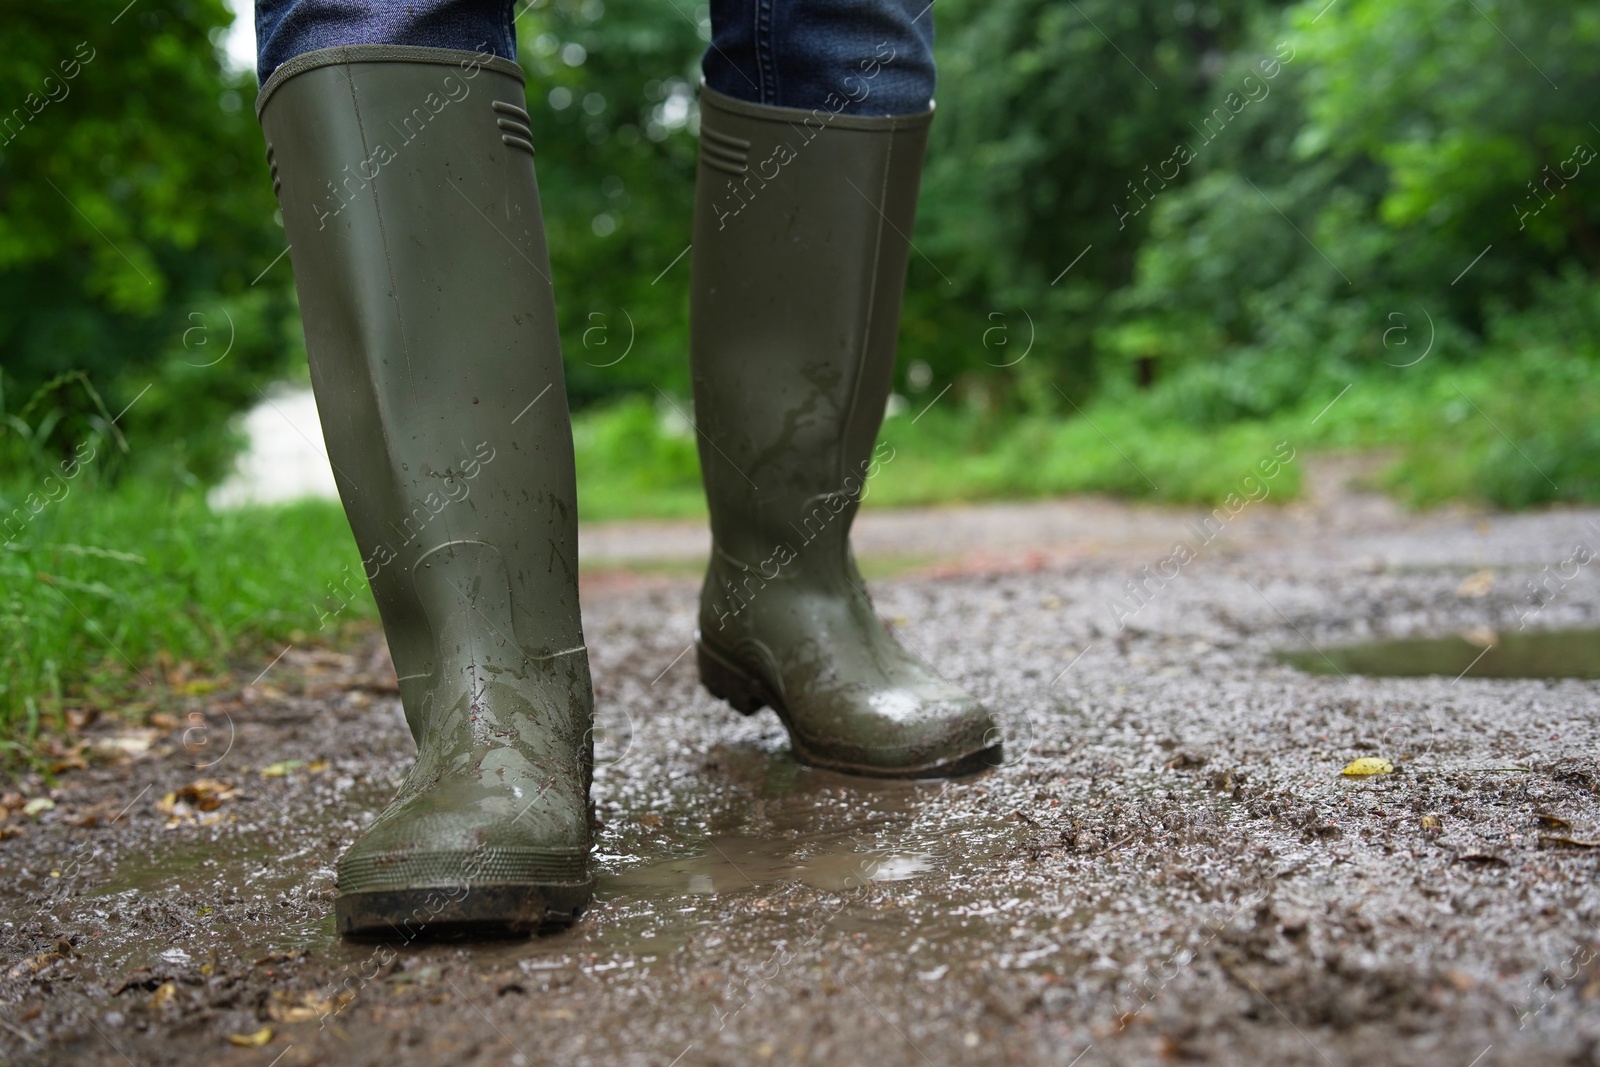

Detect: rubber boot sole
[697, 641, 1002, 779]
[336, 878, 594, 939]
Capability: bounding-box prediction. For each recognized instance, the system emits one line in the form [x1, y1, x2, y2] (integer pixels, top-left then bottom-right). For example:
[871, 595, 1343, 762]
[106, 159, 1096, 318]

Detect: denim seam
[698, 83, 932, 132]
[754, 0, 776, 106]
[257, 45, 523, 115]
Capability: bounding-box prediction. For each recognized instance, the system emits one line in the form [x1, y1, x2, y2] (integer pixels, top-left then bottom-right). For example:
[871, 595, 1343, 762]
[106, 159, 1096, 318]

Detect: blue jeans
[255, 0, 935, 115]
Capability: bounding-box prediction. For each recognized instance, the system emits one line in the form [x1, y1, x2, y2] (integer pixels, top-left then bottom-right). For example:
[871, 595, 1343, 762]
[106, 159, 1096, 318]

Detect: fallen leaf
[259, 759, 307, 778]
[22, 798, 55, 817]
[111, 969, 161, 995]
[1459, 626, 1499, 649]
[1456, 569, 1495, 598]
[1538, 835, 1600, 850]
[1457, 852, 1508, 867]
[252, 951, 300, 967]
[48, 748, 89, 774]
[389, 965, 439, 986]
[60, 802, 121, 828]
[227, 1027, 274, 1047]
[269, 989, 352, 1023]
[157, 780, 237, 816]
[1421, 814, 1443, 832]
[1341, 757, 1395, 778]
[639, 813, 663, 829]
[1535, 813, 1572, 831]
[5, 952, 61, 978]
[151, 982, 177, 1009]
[86, 730, 158, 764]
[64, 707, 97, 732]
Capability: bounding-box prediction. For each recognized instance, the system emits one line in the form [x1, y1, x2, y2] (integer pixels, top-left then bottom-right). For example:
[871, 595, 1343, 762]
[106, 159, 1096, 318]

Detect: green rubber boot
[689, 86, 1002, 778]
[258, 46, 594, 936]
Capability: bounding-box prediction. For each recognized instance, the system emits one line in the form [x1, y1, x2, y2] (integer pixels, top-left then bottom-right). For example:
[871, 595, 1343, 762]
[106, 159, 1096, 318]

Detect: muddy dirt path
[4, 467, 1600, 1067]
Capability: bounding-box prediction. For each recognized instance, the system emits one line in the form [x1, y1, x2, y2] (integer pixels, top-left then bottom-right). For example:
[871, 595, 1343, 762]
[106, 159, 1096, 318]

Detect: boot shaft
[259, 47, 588, 744]
[689, 86, 932, 573]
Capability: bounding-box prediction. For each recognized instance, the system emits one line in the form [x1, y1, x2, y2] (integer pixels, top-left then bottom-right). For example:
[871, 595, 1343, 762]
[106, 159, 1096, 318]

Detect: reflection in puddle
[68, 754, 963, 974]
[605, 837, 937, 899]
[83, 833, 341, 973]
[1281, 626, 1600, 680]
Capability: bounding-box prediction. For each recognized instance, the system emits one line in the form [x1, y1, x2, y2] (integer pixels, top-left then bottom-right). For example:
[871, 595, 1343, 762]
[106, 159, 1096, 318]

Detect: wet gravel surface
[4, 486, 1600, 1067]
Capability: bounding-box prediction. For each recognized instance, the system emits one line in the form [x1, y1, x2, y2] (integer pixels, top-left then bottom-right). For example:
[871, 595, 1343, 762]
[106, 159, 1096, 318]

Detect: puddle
[1283, 626, 1600, 679]
[605, 837, 938, 899]
[51, 755, 972, 976]
[79, 830, 340, 974]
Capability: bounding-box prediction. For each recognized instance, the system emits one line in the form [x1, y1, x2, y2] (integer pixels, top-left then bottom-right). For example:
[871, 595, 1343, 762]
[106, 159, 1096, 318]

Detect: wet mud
[3, 482, 1600, 1067]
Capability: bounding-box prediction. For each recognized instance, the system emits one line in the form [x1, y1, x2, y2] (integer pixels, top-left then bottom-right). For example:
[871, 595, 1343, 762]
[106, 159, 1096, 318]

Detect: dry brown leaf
[5, 952, 61, 978]
[1458, 852, 1509, 867]
[85, 730, 159, 764]
[1538, 835, 1600, 850]
[157, 780, 237, 816]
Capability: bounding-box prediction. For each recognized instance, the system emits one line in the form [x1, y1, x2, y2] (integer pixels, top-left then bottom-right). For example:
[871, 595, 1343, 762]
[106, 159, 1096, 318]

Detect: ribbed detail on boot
[338, 846, 590, 894]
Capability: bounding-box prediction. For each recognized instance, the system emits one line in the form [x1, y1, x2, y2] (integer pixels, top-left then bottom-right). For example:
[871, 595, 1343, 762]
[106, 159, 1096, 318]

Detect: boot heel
[697, 643, 771, 715]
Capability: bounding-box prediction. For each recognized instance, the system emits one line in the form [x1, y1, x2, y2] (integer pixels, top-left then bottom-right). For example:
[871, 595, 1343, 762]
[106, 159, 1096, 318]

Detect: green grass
[570, 341, 1600, 519]
[5, 334, 1597, 746]
[0, 474, 374, 748]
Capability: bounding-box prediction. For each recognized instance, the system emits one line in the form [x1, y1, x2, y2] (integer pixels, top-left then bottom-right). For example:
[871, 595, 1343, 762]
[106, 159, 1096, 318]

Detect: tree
[0, 0, 297, 480]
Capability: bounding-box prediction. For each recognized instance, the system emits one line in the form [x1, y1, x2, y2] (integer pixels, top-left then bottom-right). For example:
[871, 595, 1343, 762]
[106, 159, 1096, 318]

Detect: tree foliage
[1, 0, 1595, 485]
[0, 0, 296, 480]
[1106, 0, 1600, 423]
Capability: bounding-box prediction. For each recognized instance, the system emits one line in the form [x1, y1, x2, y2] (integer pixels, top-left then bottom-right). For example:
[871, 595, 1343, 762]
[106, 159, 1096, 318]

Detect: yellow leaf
[269, 989, 350, 1023]
[227, 1027, 274, 1047]
[1341, 757, 1395, 778]
[260, 759, 307, 778]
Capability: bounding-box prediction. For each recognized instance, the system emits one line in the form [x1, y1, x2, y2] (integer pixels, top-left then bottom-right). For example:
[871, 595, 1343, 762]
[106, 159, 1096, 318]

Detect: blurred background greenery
[2, 0, 1597, 739]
